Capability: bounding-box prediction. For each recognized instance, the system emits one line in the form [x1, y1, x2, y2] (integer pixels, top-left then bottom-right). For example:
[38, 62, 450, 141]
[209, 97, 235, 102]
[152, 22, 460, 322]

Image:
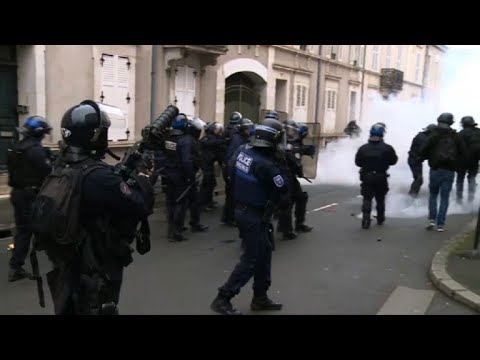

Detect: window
[350, 45, 364, 66]
[372, 45, 380, 71]
[100, 53, 132, 141]
[296, 85, 307, 107]
[326, 90, 337, 110]
[175, 65, 196, 116]
[294, 84, 308, 122]
[396, 45, 403, 70]
[299, 45, 308, 51]
[326, 45, 339, 60]
[385, 45, 392, 68]
[337, 45, 343, 61]
[415, 53, 421, 82]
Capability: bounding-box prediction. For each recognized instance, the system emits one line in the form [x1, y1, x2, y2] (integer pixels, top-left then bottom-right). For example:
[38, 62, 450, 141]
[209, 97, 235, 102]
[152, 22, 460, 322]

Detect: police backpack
[29, 160, 106, 308]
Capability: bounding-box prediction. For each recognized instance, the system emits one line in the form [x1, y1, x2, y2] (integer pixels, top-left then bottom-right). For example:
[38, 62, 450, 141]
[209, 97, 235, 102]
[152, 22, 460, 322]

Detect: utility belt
[359, 170, 389, 182]
[14, 185, 40, 194]
[235, 202, 265, 216]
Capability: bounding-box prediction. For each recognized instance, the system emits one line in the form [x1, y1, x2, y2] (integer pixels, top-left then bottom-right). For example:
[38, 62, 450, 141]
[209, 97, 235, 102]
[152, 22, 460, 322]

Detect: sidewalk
[430, 219, 480, 313]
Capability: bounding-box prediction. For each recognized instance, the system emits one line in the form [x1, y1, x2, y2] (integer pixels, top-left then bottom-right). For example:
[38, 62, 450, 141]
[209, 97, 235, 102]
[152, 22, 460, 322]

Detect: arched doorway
[224, 72, 265, 123]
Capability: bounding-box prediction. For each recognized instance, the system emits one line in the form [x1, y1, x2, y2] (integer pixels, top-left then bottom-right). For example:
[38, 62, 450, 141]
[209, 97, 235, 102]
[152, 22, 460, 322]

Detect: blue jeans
[428, 169, 455, 226]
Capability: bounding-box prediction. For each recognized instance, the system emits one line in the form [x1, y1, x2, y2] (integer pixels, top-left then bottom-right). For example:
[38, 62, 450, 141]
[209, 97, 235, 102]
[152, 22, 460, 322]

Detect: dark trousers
[46, 261, 123, 315]
[186, 185, 201, 227]
[429, 169, 455, 226]
[221, 166, 235, 224]
[9, 188, 36, 271]
[278, 177, 308, 233]
[199, 166, 216, 208]
[360, 172, 389, 221]
[165, 176, 189, 234]
[219, 208, 273, 299]
[408, 158, 423, 197]
[456, 165, 478, 202]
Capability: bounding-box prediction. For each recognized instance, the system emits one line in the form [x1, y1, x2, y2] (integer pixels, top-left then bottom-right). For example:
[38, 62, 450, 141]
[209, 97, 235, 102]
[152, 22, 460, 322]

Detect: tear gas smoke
[313, 47, 480, 218]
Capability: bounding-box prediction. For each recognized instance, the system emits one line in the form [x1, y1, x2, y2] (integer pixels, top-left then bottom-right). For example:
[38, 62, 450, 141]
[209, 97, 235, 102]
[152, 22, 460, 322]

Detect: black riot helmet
[461, 116, 477, 127]
[230, 112, 242, 125]
[239, 118, 254, 135]
[60, 100, 111, 155]
[18, 116, 52, 138]
[251, 118, 284, 148]
[205, 122, 224, 136]
[283, 119, 299, 141]
[437, 112, 454, 125]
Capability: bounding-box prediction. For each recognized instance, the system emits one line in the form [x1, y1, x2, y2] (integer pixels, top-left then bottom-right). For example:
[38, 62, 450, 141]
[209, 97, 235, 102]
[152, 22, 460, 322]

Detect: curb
[429, 219, 480, 313]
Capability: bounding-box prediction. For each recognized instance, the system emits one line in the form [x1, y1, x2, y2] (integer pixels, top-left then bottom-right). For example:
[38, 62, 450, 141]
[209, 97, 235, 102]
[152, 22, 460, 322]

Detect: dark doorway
[224, 72, 264, 123]
[0, 46, 18, 170]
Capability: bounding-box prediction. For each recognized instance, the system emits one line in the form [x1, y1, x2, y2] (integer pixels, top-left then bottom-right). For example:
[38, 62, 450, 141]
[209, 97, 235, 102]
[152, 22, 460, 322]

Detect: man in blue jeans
[420, 113, 466, 232]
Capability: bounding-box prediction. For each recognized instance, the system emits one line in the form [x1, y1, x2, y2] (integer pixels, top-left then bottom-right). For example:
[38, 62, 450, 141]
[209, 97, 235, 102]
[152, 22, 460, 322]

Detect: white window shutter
[100, 53, 129, 141]
[175, 65, 196, 116]
[325, 45, 333, 58]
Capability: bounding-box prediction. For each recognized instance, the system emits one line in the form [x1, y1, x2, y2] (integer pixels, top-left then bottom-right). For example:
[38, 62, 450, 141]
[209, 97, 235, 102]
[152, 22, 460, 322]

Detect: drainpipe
[359, 45, 367, 123]
[314, 45, 323, 125]
[150, 45, 159, 123]
[421, 45, 430, 101]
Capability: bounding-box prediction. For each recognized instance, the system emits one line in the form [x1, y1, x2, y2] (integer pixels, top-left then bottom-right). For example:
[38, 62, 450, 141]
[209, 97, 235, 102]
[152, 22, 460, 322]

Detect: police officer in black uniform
[277, 120, 314, 240]
[164, 114, 207, 242]
[181, 117, 209, 233]
[355, 123, 398, 229]
[221, 117, 254, 226]
[199, 122, 226, 211]
[7, 116, 53, 282]
[45, 100, 154, 314]
[407, 124, 437, 198]
[456, 116, 480, 203]
[211, 118, 287, 315]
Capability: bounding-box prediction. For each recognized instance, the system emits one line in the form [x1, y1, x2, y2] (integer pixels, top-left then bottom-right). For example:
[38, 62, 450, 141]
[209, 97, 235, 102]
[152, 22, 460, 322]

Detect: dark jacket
[408, 131, 430, 163]
[420, 126, 466, 171]
[355, 137, 398, 173]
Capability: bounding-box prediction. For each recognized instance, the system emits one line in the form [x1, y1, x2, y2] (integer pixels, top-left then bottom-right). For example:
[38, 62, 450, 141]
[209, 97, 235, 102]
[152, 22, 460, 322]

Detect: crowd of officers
[5, 103, 316, 315]
[355, 113, 480, 232]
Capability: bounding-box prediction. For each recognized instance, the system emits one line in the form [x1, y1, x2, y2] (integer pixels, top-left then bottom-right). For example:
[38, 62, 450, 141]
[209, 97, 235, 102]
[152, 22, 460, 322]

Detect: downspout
[314, 45, 323, 125]
[150, 45, 159, 123]
[359, 45, 367, 123]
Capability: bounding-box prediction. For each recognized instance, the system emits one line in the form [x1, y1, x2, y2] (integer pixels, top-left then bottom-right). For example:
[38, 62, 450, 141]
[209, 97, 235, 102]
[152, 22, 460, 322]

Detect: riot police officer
[181, 117, 209, 233]
[456, 116, 480, 203]
[277, 120, 314, 240]
[355, 124, 398, 229]
[199, 122, 226, 211]
[40, 100, 154, 314]
[7, 116, 53, 282]
[221, 117, 254, 226]
[164, 114, 208, 242]
[211, 118, 288, 315]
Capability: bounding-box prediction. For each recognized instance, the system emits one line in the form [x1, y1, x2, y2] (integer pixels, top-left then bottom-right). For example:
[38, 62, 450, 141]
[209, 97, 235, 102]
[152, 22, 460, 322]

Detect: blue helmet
[266, 110, 279, 121]
[20, 116, 52, 137]
[172, 114, 188, 130]
[370, 124, 385, 137]
[297, 123, 309, 139]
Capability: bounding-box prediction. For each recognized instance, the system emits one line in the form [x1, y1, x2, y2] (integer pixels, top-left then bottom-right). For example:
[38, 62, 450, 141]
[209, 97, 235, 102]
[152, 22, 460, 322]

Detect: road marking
[311, 203, 338, 212]
[376, 286, 435, 315]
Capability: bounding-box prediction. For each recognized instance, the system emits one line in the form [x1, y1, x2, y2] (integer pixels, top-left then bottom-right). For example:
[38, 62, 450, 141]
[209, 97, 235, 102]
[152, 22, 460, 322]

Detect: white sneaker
[437, 226, 444, 232]
[426, 220, 436, 231]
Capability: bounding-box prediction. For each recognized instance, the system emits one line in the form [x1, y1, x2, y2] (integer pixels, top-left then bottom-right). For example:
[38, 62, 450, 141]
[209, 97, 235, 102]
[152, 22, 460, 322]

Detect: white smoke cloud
[313, 48, 480, 219]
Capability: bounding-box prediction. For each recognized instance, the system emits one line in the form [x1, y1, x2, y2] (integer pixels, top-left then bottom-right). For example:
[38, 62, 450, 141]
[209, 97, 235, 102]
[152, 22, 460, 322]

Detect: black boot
[170, 232, 188, 242]
[191, 224, 209, 232]
[283, 232, 297, 240]
[210, 294, 242, 315]
[251, 295, 283, 311]
[376, 215, 385, 226]
[8, 268, 31, 282]
[361, 214, 371, 229]
[295, 224, 313, 233]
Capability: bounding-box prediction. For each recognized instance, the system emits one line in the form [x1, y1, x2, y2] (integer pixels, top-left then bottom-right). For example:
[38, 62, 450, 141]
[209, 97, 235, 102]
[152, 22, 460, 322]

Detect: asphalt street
[0, 183, 476, 315]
